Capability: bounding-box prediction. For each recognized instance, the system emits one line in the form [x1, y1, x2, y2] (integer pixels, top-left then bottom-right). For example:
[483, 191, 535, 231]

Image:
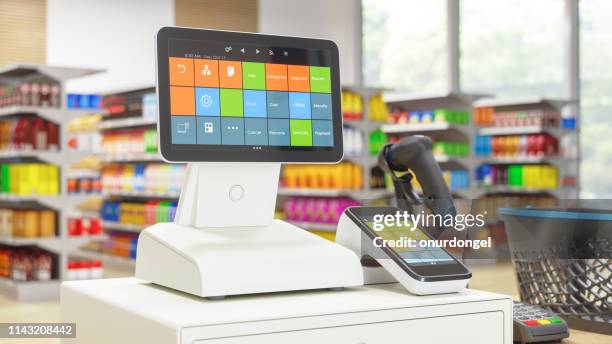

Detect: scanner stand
[135, 163, 364, 298]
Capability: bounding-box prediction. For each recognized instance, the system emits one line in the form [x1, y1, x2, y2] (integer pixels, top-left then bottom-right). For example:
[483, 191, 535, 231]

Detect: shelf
[102, 190, 180, 199]
[0, 235, 61, 246]
[287, 220, 337, 232]
[473, 97, 574, 110]
[383, 92, 487, 107]
[478, 126, 560, 136]
[343, 154, 378, 166]
[72, 249, 135, 270]
[102, 221, 147, 233]
[381, 122, 462, 134]
[477, 185, 559, 196]
[99, 152, 162, 163]
[0, 276, 61, 301]
[277, 187, 392, 200]
[0, 63, 103, 82]
[475, 156, 564, 165]
[0, 105, 99, 123]
[100, 116, 157, 130]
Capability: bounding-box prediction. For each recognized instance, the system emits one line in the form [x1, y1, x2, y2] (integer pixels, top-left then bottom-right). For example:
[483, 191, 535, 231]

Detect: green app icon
[309, 66, 331, 93]
[220, 89, 243, 117]
[290, 120, 313, 146]
[242, 62, 265, 90]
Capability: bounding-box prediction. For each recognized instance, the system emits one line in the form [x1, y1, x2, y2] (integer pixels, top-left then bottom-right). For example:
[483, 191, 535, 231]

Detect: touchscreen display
[361, 217, 456, 266]
[166, 38, 335, 151]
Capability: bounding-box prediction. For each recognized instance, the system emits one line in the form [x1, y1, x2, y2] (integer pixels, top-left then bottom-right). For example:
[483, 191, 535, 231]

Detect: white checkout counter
[61, 278, 512, 344]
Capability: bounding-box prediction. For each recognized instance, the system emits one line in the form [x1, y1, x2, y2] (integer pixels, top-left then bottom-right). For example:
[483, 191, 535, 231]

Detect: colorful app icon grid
[169, 58, 332, 147]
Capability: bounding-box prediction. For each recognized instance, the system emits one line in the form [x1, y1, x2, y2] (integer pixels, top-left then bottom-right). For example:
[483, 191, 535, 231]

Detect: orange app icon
[170, 86, 195, 115]
[287, 65, 310, 92]
[265, 64, 288, 91]
[219, 61, 242, 88]
[194, 59, 219, 87]
[169, 57, 194, 86]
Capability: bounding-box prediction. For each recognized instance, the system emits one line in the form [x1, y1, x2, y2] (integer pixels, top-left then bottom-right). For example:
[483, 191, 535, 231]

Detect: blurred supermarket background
[0, 0, 610, 304]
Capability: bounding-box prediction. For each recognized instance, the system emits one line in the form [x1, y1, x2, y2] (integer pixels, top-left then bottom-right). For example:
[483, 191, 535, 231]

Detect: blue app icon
[311, 93, 332, 120]
[289, 92, 311, 119]
[245, 118, 268, 145]
[196, 117, 221, 144]
[268, 119, 290, 146]
[221, 117, 245, 145]
[312, 120, 333, 146]
[171, 116, 196, 144]
[267, 91, 289, 118]
[195, 88, 220, 116]
[243, 90, 267, 117]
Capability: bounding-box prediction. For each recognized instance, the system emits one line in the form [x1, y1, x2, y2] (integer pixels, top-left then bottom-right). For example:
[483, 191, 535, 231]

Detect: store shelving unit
[472, 97, 579, 199]
[0, 64, 104, 300]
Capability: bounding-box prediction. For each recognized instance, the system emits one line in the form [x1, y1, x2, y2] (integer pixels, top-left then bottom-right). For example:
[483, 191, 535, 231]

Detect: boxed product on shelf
[0, 79, 61, 108]
[67, 114, 103, 152]
[67, 174, 102, 194]
[0, 208, 57, 238]
[66, 93, 102, 109]
[368, 93, 389, 122]
[102, 88, 155, 117]
[474, 134, 558, 158]
[341, 90, 363, 120]
[283, 197, 360, 224]
[474, 107, 559, 127]
[101, 163, 185, 194]
[0, 117, 60, 151]
[102, 232, 138, 259]
[432, 141, 469, 157]
[101, 128, 158, 155]
[101, 200, 177, 227]
[66, 259, 103, 280]
[0, 247, 55, 281]
[0, 163, 60, 195]
[388, 108, 469, 125]
[476, 164, 558, 189]
[281, 163, 363, 190]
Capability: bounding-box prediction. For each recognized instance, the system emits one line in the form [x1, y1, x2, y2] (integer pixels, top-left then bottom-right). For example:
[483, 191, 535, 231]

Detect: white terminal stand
[135, 163, 364, 298]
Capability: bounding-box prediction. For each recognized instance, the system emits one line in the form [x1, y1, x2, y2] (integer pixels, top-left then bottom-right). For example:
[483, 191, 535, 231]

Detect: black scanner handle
[379, 135, 457, 229]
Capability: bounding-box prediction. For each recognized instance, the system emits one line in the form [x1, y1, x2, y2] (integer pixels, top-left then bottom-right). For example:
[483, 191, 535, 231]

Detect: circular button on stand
[229, 185, 245, 202]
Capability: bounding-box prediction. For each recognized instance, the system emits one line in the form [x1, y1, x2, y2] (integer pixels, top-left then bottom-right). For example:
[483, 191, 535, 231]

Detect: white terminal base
[135, 220, 364, 298]
[61, 278, 513, 344]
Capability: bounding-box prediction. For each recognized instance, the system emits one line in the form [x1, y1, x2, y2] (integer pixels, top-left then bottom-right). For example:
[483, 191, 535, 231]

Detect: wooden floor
[0, 263, 608, 343]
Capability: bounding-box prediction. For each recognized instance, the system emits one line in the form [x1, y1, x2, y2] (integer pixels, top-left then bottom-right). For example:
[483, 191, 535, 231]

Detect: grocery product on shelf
[367, 93, 389, 122]
[103, 232, 138, 259]
[67, 114, 103, 152]
[101, 163, 185, 194]
[0, 208, 57, 238]
[474, 134, 558, 158]
[101, 128, 158, 155]
[407, 168, 469, 191]
[341, 90, 363, 120]
[67, 216, 103, 236]
[0, 163, 59, 195]
[0, 247, 55, 281]
[67, 174, 102, 194]
[100, 200, 177, 227]
[432, 141, 469, 157]
[283, 197, 360, 224]
[388, 108, 469, 125]
[473, 107, 559, 127]
[476, 164, 558, 189]
[0, 118, 60, 151]
[368, 129, 387, 156]
[0, 80, 62, 108]
[102, 88, 155, 117]
[343, 126, 365, 157]
[66, 93, 102, 109]
[66, 259, 103, 280]
[281, 163, 363, 189]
